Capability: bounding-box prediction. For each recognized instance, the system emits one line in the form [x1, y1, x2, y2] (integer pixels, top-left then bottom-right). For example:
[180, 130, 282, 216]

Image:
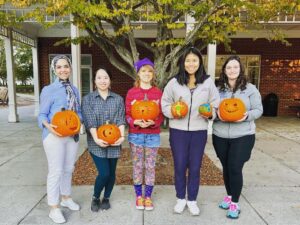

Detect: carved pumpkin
[97, 121, 121, 144]
[198, 103, 212, 118]
[219, 98, 246, 122]
[131, 94, 160, 120]
[171, 97, 188, 119]
[52, 108, 81, 137]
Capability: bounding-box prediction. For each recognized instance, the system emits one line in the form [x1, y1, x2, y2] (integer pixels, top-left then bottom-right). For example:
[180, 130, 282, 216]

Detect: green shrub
[16, 85, 34, 93]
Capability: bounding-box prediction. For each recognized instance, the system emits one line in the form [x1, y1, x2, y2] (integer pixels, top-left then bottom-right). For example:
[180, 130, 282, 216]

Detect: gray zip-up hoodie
[161, 77, 220, 131]
[213, 83, 263, 138]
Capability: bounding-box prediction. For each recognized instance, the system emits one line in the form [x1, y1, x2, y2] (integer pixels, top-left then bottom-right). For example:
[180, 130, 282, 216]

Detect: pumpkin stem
[105, 120, 110, 124]
[178, 96, 183, 102]
[61, 108, 65, 111]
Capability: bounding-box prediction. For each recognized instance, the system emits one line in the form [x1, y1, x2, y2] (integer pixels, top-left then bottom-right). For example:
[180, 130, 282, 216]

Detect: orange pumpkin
[219, 98, 246, 122]
[131, 94, 160, 120]
[171, 97, 188, 119]
[97, 122, 121, 144]
[52, 108, 81, 137]
[198, 103, 212, 118]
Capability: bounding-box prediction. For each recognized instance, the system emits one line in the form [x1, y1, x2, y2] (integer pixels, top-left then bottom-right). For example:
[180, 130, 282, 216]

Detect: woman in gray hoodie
[213, 55, 263, 219]
[162, 46, 220, 215]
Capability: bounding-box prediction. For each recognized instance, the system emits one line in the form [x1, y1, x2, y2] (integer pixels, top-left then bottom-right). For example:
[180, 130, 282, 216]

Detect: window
[49, 54, 92, 83]
[49, 54, 93, 97]
[203, 55, 261, 88]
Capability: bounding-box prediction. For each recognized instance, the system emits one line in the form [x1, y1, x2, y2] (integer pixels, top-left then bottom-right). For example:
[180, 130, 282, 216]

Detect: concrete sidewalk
[0, 105, 300, 225]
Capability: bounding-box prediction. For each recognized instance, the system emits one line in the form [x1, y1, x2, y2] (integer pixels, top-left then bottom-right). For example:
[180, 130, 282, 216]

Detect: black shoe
[101, 198, 111, 210]
[91, 197, 101, 212]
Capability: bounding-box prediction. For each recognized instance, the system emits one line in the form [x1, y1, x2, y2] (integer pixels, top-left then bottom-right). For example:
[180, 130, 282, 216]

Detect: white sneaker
[174, 199, 186, 214]
[60, 198, 80, 211]
[187, 200, 200, 216]
[49, 208, 66, 224]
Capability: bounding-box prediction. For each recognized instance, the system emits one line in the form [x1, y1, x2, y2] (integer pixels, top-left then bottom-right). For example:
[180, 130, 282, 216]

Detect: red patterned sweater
[125, 86, 164, 134]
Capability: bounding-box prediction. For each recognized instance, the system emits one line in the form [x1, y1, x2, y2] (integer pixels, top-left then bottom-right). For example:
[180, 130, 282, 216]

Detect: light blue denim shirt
[38, 78, 82, 140]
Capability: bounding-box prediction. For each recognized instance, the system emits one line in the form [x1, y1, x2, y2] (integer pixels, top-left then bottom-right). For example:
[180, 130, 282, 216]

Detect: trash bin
[263, 93, 279, 117]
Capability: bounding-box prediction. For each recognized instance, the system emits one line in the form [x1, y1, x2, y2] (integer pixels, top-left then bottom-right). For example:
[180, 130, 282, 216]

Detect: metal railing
[12, 29, 36, 47]
[0, 26, 36, 47]
[239, 10, 300, 24]
[0, 8, 71, 22]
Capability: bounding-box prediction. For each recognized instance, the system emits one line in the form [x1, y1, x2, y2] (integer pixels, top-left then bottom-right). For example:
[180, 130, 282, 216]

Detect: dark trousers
[169, 128, 207, 201]
[90, 153, 118, 199]
[212, 134, 255, 202]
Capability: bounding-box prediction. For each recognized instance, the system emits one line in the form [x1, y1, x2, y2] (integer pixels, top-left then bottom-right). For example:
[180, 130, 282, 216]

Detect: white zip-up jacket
[161, 77, 220, 131]
[212, 83, 263, 138]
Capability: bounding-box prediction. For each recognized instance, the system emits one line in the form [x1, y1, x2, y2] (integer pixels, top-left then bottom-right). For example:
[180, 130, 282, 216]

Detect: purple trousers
[169, 128, 207, 201]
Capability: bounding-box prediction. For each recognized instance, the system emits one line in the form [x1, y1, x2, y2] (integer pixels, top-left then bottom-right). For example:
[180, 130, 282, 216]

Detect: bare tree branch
[122, 16, 139, 62]
[85, 27, 135, 79]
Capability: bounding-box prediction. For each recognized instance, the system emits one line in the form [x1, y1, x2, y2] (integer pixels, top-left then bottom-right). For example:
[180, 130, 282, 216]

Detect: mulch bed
[73, 148, 224, 185]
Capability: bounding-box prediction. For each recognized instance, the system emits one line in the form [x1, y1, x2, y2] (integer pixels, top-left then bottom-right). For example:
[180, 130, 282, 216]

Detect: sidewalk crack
[242, 193, 269, 225]
[17, 193, 47, 225]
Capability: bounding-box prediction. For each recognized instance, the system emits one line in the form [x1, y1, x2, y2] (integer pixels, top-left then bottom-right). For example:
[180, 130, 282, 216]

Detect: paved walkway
[0, 102, 300, 225]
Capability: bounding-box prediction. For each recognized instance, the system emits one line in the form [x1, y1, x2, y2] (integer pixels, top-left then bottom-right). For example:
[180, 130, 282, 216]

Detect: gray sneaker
[101, 198, 111, 210]
[91, 197, 101, 212]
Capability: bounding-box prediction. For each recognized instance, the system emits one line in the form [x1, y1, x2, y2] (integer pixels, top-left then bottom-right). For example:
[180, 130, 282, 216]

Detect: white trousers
[43, 133, 79, 206]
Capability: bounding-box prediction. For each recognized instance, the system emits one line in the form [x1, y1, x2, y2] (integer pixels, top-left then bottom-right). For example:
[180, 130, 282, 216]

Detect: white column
[70, 17, 85, 134]
[32, 45, 40, 116]
[70, 19, 81, 96]
[186, 14, 195, 35]
[207, 43, 217, 80]
[207, 43, 217, 135]
[4, 29, 19, 122]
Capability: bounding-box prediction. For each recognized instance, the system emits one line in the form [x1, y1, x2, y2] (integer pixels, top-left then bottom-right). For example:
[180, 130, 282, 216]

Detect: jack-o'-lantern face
[219, 98, 246, 122]
[97, 123, 121, 144]
[131, 94, 160, 121]
[52, 108, 81, 137]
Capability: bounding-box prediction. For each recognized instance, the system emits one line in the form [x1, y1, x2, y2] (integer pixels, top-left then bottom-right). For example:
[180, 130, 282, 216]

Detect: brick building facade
[38, 37, 300, 116]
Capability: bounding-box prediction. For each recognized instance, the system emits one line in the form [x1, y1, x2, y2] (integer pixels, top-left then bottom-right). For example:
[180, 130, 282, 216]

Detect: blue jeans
[128, 133, 160, 148]
[90, 153, 118, 199]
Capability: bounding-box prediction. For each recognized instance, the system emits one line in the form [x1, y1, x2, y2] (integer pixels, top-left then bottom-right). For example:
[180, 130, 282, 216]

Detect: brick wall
[218, 38, 300, 116]
[38, 38, 134, 98]
[38, 37, 300, 116]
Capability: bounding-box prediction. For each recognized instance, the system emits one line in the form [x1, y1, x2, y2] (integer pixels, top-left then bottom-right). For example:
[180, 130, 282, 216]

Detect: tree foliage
[0, 39, 33, 85]
[1, 0, 299, 87]
[0, 39, 7, 86]
[14, 43, 33, 85]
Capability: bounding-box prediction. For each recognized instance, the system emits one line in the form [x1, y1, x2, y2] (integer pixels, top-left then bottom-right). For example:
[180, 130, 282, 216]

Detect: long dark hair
[175, 46, 209, 86]
[218, 55, 247, 93]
